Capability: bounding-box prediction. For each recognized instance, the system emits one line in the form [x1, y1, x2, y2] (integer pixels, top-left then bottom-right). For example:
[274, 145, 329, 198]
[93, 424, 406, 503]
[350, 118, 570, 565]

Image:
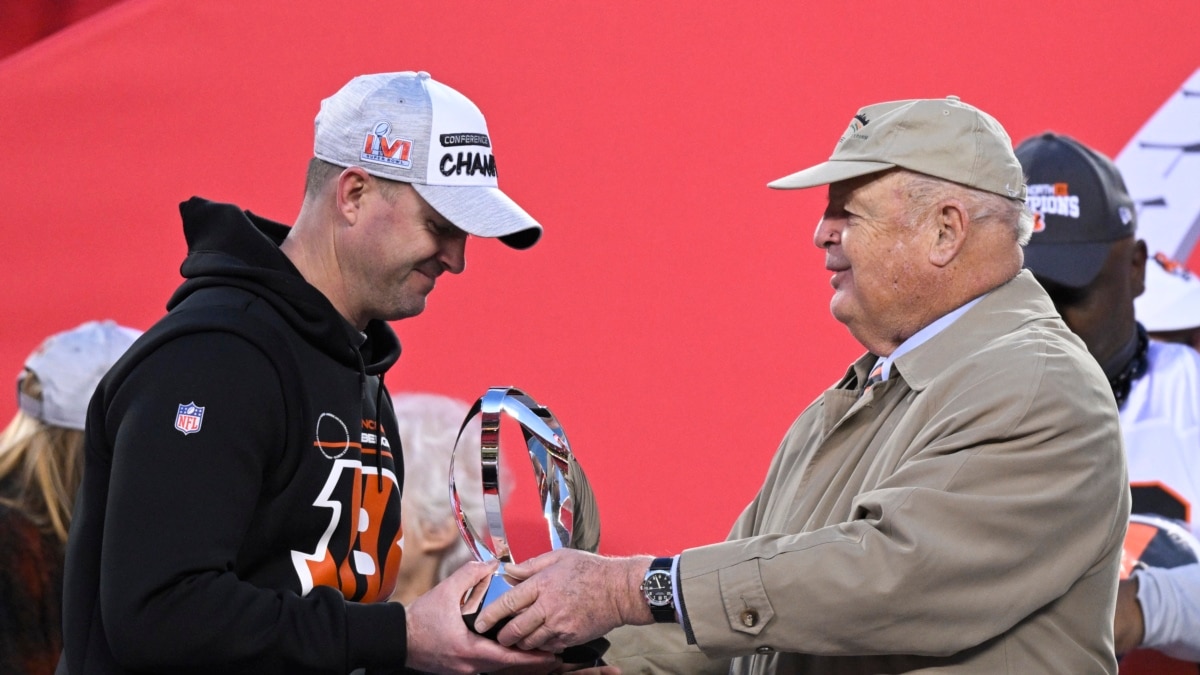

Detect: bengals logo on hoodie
[290, 413, 403, 602]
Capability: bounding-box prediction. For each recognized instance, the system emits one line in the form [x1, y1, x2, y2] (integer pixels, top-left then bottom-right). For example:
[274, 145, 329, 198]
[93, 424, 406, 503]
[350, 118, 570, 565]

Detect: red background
[3, 0, 1198, 557]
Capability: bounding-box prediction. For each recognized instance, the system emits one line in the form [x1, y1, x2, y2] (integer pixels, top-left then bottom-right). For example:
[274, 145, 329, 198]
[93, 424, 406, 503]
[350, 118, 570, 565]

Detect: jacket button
[740, 609, 758, 627]
[756, 646, 774, 653]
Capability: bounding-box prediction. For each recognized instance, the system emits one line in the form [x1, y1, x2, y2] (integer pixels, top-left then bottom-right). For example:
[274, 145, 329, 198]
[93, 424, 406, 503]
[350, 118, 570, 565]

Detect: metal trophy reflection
[450, 386, 606, 663]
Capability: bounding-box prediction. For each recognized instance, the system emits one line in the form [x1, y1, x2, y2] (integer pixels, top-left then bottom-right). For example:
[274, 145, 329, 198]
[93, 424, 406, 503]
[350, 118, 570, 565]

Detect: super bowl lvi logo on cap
[361, 122, 413, 169]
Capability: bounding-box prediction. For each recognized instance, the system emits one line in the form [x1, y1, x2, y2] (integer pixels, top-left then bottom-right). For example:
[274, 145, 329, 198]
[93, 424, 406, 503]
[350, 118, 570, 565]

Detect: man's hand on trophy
[549, 665, 621, 674]
[474, 550, 657, 653]
[406, 560, 562, 675]
[490, 662, 620, 674]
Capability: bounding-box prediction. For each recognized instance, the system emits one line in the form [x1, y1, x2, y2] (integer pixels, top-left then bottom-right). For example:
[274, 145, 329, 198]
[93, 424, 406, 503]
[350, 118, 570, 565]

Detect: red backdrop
[0, 0, 122, 60]
[2, 0, 1198, 556]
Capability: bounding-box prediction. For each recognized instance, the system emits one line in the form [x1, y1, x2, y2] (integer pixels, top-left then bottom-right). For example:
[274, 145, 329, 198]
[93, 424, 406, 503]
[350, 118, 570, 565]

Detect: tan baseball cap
[768, 96, 1027, 202]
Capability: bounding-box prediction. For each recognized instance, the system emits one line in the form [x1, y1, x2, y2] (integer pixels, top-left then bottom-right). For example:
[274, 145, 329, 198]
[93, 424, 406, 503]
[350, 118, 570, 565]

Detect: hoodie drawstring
[351, 348, 385, 491]
[374, 370, 386, 491]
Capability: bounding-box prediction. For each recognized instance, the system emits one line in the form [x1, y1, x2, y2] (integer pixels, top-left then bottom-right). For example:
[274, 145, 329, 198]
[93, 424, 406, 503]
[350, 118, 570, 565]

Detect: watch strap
[644, 556, 676, 623]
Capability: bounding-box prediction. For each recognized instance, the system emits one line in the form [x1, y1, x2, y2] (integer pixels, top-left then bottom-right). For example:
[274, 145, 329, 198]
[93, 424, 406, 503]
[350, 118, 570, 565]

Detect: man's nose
[814, 216, 842, 249]
[440, 236, 467, 274]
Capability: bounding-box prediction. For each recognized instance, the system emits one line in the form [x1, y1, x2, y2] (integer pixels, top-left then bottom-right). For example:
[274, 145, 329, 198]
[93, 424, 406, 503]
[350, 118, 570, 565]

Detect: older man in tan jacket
[475, 97, 1130, 674]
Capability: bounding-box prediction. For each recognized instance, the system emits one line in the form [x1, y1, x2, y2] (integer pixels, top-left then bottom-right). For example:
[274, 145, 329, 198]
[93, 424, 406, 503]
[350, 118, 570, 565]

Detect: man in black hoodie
[58, 71, 558, 674]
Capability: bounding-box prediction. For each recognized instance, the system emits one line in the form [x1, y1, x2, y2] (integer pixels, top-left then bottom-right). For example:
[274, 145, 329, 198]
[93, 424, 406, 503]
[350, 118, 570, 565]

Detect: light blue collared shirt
[869, 295, 985, 382]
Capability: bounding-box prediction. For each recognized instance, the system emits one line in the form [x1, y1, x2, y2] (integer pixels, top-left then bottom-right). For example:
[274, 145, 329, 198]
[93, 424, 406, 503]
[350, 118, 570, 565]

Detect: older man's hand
[473, 550, 656, 653]
[405, 560, 563, 674]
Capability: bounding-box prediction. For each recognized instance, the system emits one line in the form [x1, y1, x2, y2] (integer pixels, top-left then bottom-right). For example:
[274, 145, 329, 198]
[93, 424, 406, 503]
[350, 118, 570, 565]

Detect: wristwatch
[640, 556, 676, 623]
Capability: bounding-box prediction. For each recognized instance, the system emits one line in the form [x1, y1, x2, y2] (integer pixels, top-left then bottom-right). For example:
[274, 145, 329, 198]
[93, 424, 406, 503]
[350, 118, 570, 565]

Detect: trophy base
[560, 637, 611, 666]
[461, 605, 610, 665]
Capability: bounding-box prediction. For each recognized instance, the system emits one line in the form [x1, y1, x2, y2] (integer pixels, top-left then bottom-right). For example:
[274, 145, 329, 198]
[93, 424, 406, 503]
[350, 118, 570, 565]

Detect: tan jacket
[608, 271, 1129, 674]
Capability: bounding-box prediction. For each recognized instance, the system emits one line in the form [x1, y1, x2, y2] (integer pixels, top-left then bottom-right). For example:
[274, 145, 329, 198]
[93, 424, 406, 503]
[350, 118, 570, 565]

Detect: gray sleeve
[1135, 563, 1200, 660]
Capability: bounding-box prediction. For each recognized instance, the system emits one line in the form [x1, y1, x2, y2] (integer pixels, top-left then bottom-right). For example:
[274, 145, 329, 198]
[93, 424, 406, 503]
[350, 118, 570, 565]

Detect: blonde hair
[0, 371, 85, 544]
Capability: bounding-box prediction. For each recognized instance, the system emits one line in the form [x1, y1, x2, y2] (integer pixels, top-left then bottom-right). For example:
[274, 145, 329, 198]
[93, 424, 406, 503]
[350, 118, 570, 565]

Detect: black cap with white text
[1017, 132, 1137, 289]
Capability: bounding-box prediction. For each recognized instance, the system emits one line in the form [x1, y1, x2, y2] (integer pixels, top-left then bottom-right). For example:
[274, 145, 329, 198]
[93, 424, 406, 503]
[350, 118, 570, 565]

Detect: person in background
[0, 320, 140, 675]
[1136, 251, 1200, 353]
[1017, 131, 1200, 669]
[475, 97, 1129, 674]
[389, 392, 507, 605]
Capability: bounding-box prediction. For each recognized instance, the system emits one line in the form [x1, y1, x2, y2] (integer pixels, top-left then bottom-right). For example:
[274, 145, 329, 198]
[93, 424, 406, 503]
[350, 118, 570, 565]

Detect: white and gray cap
[1136, 252, 1200, 332]
[19, 320, 142, 431]
[314, 71, 542, 249]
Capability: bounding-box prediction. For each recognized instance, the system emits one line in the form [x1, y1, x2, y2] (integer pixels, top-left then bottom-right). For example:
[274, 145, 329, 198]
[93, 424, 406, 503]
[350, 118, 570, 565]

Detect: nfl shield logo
[175, 402, 205, 435]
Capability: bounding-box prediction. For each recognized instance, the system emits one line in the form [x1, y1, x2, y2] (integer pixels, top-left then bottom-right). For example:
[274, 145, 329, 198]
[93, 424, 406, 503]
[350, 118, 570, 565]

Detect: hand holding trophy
[450, 386, 607, 664]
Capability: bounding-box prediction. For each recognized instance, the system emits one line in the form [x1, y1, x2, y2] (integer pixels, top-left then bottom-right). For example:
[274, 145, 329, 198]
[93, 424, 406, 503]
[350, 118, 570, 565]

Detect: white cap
[1136, 252, 1200, 332]
[18, 320, 142, 430]
[314, 71, 542, 249]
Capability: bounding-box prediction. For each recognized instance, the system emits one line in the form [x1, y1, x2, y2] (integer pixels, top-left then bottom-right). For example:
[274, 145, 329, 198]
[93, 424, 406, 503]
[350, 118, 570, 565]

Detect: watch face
[643, 570, 672, 607]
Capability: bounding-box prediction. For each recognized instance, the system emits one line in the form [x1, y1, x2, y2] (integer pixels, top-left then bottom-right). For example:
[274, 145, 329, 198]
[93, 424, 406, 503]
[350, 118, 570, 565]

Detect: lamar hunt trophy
[450, 386, 606, 663]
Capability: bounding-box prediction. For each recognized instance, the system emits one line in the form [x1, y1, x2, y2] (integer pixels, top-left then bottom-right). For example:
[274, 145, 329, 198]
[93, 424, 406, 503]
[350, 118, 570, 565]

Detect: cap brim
[412, 184, 543, 250]
[1022, 241, 1112, 289]
[767, 159, 897, 190]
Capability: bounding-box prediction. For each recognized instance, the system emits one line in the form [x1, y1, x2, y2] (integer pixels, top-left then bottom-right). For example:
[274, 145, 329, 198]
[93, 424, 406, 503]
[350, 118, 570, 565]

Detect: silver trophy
[450, 386, 605, 663]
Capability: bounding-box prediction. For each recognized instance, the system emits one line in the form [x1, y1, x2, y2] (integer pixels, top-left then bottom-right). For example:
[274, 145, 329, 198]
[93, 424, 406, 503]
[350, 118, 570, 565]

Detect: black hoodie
[59, 198, 415, 674]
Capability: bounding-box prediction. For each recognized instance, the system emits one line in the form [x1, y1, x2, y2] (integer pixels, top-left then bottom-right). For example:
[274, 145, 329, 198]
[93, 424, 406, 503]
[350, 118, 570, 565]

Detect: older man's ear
[929, 200, 969, 268]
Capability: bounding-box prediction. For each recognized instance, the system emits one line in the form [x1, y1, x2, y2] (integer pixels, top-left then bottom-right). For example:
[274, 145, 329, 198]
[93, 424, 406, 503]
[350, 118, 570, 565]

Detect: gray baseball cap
[768, 96, 1027, 201]
[314, 71, 542, 249]
[19, 320, 142, 430]
[1017, 132, 1137, 289]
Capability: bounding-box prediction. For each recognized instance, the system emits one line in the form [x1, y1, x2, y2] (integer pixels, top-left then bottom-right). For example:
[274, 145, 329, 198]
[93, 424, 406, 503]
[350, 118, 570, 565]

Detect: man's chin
[387, 299, 428, 322]
[829, 295, 854, 326]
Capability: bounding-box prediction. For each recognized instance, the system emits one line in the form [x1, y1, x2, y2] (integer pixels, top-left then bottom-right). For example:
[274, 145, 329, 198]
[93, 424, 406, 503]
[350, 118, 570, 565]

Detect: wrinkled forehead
[826, 168, 903, 205]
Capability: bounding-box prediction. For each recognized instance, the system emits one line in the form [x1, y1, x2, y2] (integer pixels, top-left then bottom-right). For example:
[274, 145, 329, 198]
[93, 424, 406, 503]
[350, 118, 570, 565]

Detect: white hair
[900, 170, 1033, 245]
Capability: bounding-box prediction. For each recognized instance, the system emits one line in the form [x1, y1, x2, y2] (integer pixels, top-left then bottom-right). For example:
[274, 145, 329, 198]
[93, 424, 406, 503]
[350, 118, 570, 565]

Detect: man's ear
[929, 200, 968, 267]
[335, 167, 371, 225]
[1131, 239, 1148, 299]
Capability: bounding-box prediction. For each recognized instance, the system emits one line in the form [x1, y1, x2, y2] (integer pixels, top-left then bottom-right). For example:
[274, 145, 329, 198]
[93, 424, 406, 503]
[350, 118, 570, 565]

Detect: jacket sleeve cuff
[677, 548, 777, 656]
[345, 601, 409, 669]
